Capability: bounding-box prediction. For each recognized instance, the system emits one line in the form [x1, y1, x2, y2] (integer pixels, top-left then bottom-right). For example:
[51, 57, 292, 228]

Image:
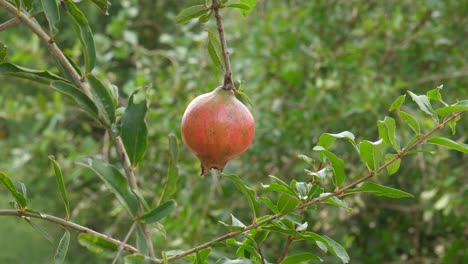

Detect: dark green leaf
[304, 232, 350, 263]
[359, 139, 384, 171]
[176, 5, 209, 25]
[54, 229, 70, 264]
[40, 0, 60, 34]
[345, 182, 413, 198]
[426, 137, 468, 153]
[408, 91, 438, 122]
[124, 254, 154, 264]
[317, 131, 356, 149]
[384, 154, 400, 175]
[223, 174, 260, 218]
[87, 74, 116, 125]
[49, 156, 70, 220]
[207, 29, 225, 72]
[281, 253, 321, 264]
[389, 94, 406, 112]
[198, 11, 212, 23]
[90, 0, 111, 15]
[121, 89, 148, 167]
[0, 62, 65, 84]
[321, 195, 352, 212]
[135, 226, 148, 256]
[0, 171, 27, 209]
[259, 197, 279, 213]
[0, 42, 6, 62]
[65, 1, 96, 73]
[159, 134, 180, 202]
[50, 80, 99, 119]
[77, 157, 139, 215]
[23, 0, 33, 10]
[399, 111, 420, 134]
[312, 146, 345, 187]
[78, 234, 117, 259]
[435, 100, 468, 118]
[277, 193, 298, 214]
[378, 117, 398, 149]
[140, 200, 177, 224]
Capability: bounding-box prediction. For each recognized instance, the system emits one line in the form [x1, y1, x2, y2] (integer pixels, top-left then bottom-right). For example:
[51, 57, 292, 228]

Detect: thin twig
[112, 221, 138, 264]
[0, 209, 138, 253]
[277, 235, 294, 263]
[212, 0, 235, 90]
[0, 17, 20, 32]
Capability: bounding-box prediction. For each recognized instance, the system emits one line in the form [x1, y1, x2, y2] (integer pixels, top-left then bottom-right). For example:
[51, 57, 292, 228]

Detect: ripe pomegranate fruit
[181, 86, 255, 175]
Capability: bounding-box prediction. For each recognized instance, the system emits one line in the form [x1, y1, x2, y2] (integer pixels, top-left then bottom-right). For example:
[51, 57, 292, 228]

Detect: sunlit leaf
[345, 182, 413, 198]
[408, 91, 438, 122]
[54, 229, 70, 264]
[139, 200, 177, 224]
[359, 139, 384, 171]
[389, 94, 406, 112]
[426, 137, 468, 153]
[226, 3, 252, 11]
[239, 0, 257, 15]
[317, 131, 356, 149]
[176, 5, 209, 25]
[49, 156, 70, 220]
[435, 100, 468, 118]
[427, 85, 443, 102]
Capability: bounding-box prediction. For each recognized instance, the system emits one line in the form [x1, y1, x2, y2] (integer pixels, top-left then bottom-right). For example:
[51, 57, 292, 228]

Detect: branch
[0, 17, 20, 32]
[0, 209, 138, 253]
[0, 0, 154, 256]
[212, 0, 235, 90]
[155, 111, 464, 263]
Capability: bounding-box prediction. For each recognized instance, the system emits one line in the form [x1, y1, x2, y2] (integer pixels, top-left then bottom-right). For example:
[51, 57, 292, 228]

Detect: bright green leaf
[389, 94, 406, 112]
[317, 131, 356, 149]
[426, 137, 468, 153]
[121, 89, 148, 167]
[359, 139, 384, 171]
[313, 146, 346, 187]
[140, 200, 177, 224]
[54, 229, 70, 264]
[78, 234, 118, 259]
[435, 100, 468, 118]
[77, 157, 139, 215]
[87, 74, 116, 125]
[176, 5, 209, 25]
[65, 1, 96, 73]
[40, 0, 60, 34]
[124, 254, 154, 264]
[427, 86, 443, 102]
[277, 193, 298, 214]
[226, 3, 252, 11]
[345, 182, 413, 198]
[50, 80, 99, 119]
[281, 253, 321, 264]
[49, 156, 70, 220]
[399, 111, 420, 134]
[239, 0, 257, 15]
[0, 171, 27, 209]
[378, 117, 398, 149]
[321, 195, 352, 212]
[384, 154, 401, 175]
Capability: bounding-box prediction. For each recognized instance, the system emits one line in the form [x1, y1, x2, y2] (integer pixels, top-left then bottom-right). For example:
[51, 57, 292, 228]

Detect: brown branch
[0, 17, 20, 32]
[212, 0, 235, 90]
[277, 235, 294, 263]
[0, 209, 138, 253]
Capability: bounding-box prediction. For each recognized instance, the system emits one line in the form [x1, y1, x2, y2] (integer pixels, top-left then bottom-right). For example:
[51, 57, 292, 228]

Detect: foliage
[0, 0, 467, 263]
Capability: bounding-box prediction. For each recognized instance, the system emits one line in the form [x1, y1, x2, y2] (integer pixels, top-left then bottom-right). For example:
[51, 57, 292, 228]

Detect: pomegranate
[181, 86, 255, 175]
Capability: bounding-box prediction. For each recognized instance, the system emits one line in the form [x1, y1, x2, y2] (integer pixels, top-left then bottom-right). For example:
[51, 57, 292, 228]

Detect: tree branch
[0, 17, 20, 32]
[212, 0, 235, 90]
[0, 209, 138, 253]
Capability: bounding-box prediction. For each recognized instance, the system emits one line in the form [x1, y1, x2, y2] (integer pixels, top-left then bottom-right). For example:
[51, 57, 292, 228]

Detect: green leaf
[384, 154, 401, 175]
[223, 174, 260, 218]
[23, 0, 34, 10]
[399, 111, 420, 134]
[427, 86, 443, 102]
[378, 117, 398, 149]
[389, 94, 406, 112]
[281, 253, 321, 264]
[198, 11, 212, 23]
[25, 218, 54, 244]
[239, 0, 257, 15]
[90, 0, 111, 15]
[345, 182, 413, 198]
[159, 134, 180, 202]
[320, 195, 352, 212]
[277, 193, 298, 214]
[77, 157, 139, 215]
[65, 1, 96, 73]
[226, 3, 252, 10]
[140, 200, 177, 224]
[359, 139, 384, 171]
[0, 63, 66, 84]
[0, 171, 27, 209]
[50, 81, 99, 119]
[262, 175, 298, 198]
[54, 229, 70, 264]
[235, 89, 254, 107]
[435, 100, 468, 118]
[135, 226, 148, 256]
[121, 90, 148, 167]
[312, 146, 345, 187]
[176, 5, 209, 25]
[125, 254, 154, 264]
[216, 257, 255, 264]
[259, 197, 279, 213]
[78, 233, 118, 259]
[408, 91, 438, 122]
[49, 156, 70, 220]
[0, 42, 6, 62]
[304, 232, 350, 263]
[87, 74, 116, 125]
[207, 29, 225, 72]
[40, 0, 60, 34]
[426, 137, 468, 153]
[317, 131, 356, 149]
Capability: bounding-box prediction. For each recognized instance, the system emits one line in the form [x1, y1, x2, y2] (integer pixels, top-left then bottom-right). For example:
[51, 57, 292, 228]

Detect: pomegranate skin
[181, 86, 255, 175]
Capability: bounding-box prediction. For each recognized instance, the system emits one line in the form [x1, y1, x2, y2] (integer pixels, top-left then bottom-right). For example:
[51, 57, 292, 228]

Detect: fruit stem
[212, 0, 235, 91]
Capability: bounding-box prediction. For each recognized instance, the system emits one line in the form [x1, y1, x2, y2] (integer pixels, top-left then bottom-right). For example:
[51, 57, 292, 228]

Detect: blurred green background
[0, 0, 467, 263]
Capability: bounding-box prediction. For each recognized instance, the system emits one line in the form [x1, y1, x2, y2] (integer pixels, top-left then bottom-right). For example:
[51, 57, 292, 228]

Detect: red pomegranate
[181, 86, 255, 175]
